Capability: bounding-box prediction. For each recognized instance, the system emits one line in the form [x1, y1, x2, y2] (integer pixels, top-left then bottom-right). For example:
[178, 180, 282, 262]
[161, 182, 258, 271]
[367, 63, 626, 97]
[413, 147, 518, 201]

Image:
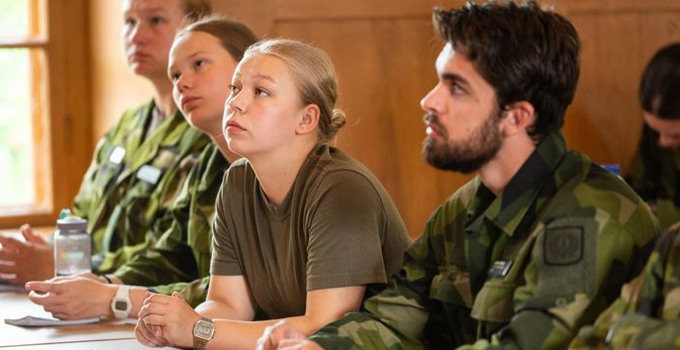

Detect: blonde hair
[243, 39, 346, 143]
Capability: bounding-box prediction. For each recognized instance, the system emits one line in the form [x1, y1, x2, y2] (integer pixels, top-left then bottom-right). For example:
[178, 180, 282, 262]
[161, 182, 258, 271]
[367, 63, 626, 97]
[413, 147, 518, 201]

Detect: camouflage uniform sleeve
[151, 276, 210, 308]
[112, 169, 198, 286]
[112, 148, 216, 307]
[113, 213, 195, 287]
[570, 228, 680, 349]
[310, 222, 439, 350]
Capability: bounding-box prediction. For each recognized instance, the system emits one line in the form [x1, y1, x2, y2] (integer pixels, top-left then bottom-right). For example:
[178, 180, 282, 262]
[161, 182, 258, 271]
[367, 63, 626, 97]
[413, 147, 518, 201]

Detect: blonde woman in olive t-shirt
[136, 39, 410, 350]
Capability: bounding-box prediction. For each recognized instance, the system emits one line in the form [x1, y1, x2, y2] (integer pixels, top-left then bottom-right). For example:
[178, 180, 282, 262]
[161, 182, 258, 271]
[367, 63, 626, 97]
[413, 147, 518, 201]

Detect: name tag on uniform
[109, 146, 126, 164]
[136, 165, 162, 185]
[488, 260, 512, 278]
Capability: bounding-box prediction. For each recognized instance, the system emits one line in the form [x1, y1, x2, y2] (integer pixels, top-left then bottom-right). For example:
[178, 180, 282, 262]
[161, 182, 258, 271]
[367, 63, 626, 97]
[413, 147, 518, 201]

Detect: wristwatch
[192, 317, 215, 349]
[110, 285, 132, 319]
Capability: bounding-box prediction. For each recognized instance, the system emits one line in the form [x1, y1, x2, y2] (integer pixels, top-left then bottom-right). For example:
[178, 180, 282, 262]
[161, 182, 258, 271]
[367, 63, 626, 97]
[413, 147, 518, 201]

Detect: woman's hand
[257, 320, 324, 350]
[137, 291, 199, 348]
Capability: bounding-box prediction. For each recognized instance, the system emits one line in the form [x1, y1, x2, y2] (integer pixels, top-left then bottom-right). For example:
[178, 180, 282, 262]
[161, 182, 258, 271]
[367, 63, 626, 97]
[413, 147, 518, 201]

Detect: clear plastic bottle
[54, 209, 92, 276]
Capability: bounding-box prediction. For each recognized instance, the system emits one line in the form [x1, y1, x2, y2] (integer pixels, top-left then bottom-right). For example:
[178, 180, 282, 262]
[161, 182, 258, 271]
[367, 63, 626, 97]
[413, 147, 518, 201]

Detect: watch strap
[110, 285, 132, 319]
[192, 317, 215, 349]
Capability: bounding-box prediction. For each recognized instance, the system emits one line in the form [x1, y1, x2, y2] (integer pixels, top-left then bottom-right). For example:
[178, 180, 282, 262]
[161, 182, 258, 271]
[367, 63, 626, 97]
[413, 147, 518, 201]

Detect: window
[0, 0, 91, 228]
[0, 0, 46, 211]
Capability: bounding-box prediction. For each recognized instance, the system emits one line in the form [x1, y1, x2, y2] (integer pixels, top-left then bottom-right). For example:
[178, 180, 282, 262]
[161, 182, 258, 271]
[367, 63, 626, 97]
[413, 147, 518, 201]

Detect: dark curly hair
[433, 1, 580, 141]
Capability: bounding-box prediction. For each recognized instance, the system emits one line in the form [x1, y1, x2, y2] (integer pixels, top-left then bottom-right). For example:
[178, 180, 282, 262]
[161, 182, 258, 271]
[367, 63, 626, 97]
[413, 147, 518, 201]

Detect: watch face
[115, 300, 128, 311]
[195, 319, 214, 339]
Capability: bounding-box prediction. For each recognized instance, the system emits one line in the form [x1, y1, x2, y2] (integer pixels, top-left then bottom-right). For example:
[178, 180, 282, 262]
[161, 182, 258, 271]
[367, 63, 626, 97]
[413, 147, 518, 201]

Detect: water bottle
[54, 209, 92, 276]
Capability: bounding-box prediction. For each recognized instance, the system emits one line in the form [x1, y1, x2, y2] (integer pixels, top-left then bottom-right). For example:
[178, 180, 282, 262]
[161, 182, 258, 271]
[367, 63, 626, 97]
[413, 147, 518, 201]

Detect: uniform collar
[471, 131, 567, 237]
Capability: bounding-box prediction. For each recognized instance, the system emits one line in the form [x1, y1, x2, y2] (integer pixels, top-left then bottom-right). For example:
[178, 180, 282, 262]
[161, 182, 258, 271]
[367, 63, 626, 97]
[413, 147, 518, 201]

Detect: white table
[0, 290, 157, 349]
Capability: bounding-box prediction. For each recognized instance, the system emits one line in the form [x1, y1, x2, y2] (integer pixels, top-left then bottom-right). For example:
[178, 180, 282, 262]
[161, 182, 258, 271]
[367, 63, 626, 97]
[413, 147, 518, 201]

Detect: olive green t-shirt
[211, 144, 411, 319]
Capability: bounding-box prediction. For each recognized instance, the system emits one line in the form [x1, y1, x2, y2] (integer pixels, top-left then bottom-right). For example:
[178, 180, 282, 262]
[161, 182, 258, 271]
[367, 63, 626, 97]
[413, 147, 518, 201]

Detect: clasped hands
[136, 292, 323, 350]
[136, 291, 200, 348]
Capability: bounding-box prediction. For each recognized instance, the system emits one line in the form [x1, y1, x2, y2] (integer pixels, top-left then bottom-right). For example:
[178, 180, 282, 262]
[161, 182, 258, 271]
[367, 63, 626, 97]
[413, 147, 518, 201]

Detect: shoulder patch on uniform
[535, 218, 597, 299]
[544, 226, 583, 265]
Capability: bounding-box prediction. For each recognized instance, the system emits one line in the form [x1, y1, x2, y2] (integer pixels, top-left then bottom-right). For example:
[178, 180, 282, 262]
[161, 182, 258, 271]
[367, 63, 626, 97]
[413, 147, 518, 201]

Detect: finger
[48, 275, 75, 283]
[26, 281, 58, 294]
[269, 320, 304, 341]
[136, 323, 163, 348]
[0, 263, 18, 275]
[146, 293, 173, 306]
[0, 274, 20, 285]
[139, 320, 169, 347]
[0, 248, 18, 260]
[142, 314, 168, 327]
[21, 224, 47, 244]
[141, 300, 171, 318]
[154, 324, 163, 339]
[27, 290, 49, 305]
[28, 290, 61, 307]
[0, 236, 23, 251]
[152, 324, 163, 339]
[142, 292, 155, 306]
[255, 337, 267, 350]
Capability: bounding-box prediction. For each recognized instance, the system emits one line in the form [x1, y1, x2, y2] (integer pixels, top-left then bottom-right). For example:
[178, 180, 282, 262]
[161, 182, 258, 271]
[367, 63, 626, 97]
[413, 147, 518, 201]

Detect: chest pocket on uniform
[430, 265, 474, 308]
[92, 145, 126, 197]
[471, 277, 518, 324]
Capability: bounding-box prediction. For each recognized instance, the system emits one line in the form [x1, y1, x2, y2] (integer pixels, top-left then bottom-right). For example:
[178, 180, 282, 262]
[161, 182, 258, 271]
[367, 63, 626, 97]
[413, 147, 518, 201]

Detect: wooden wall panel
[564, 14, 642, 167]
[559, 7, 680, 172]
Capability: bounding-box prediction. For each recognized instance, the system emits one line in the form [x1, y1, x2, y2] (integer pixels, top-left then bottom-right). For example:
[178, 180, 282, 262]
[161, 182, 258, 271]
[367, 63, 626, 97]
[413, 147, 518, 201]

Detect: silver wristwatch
[192, 317, 215, 349]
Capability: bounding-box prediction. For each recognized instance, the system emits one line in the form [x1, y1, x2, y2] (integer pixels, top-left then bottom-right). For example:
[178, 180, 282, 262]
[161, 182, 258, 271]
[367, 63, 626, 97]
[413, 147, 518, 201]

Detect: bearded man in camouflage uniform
[257, 1, 660, 349]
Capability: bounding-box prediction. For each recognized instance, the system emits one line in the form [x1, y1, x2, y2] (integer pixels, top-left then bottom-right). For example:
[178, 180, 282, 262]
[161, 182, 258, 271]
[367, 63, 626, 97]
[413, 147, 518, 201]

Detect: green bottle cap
[58, 208, 72, 220]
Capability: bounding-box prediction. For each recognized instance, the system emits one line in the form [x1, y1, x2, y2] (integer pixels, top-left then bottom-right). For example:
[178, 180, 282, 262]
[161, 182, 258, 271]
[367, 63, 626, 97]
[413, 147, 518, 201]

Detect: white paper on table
[4, 315, 102, 327]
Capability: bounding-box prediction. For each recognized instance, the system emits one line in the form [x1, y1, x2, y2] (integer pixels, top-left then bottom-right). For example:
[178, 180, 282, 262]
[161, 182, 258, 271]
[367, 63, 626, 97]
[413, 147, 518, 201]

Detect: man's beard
[422, 109, 503, 173]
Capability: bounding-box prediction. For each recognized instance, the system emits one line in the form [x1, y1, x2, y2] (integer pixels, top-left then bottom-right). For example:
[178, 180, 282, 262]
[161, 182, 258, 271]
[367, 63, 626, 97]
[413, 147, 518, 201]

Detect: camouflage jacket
[570, 223, 680, 349]
[72, 100, 210, 274]
[112, 144, 227, 307]
[310, 131, 660, 350]
[626, 124, 680, 230]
